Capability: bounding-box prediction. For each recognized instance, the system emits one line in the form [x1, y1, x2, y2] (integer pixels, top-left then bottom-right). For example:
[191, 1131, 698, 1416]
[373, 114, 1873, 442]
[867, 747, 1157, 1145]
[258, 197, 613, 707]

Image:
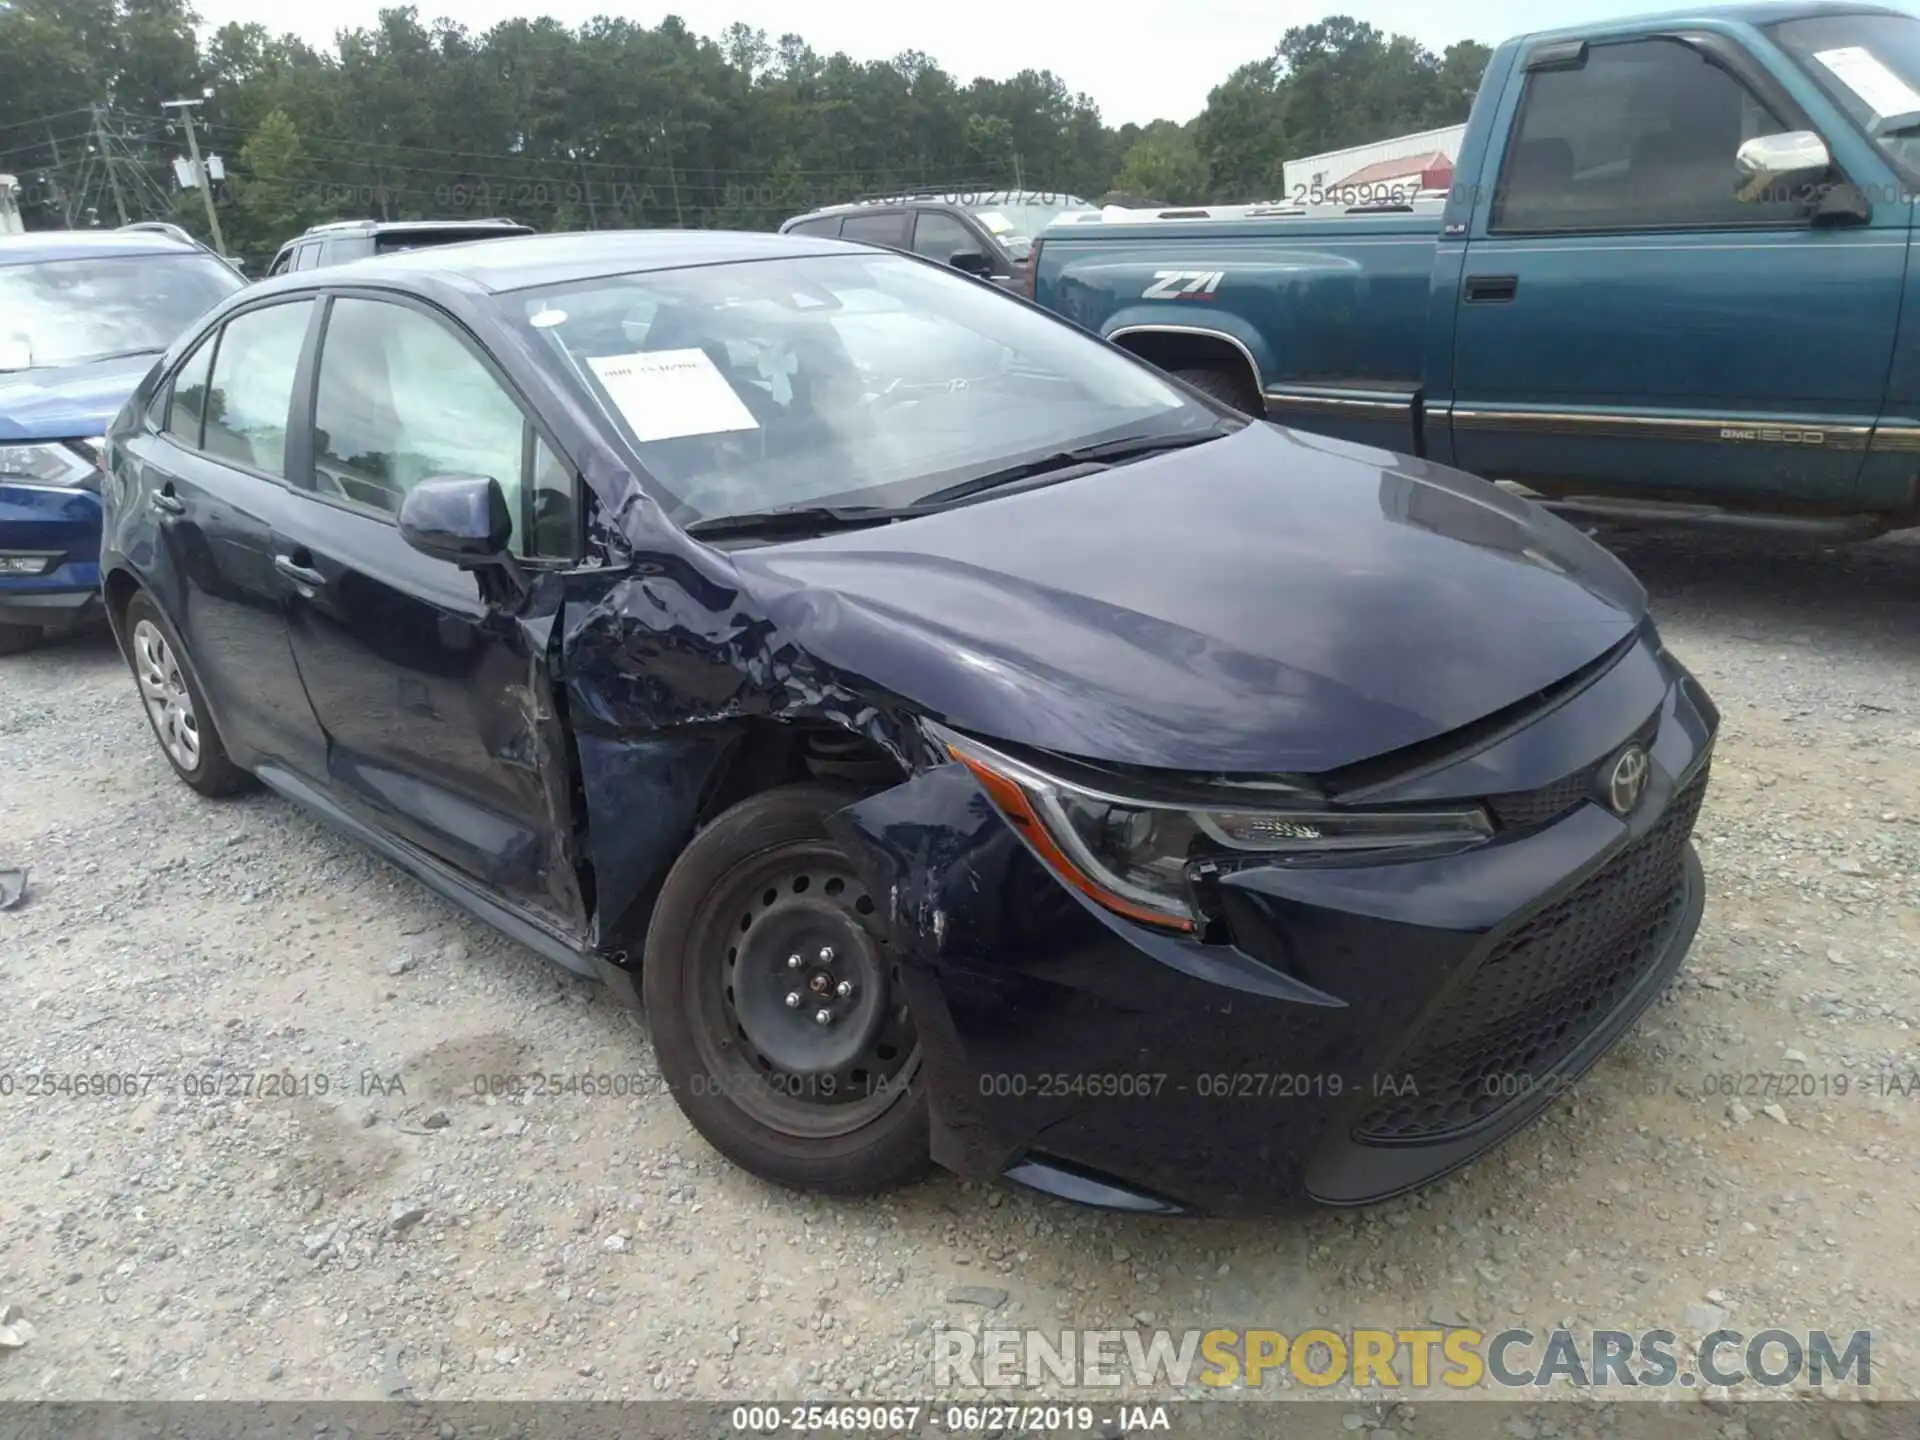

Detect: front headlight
[0, 440, 102, 490]
[936, 725, 1493, 933]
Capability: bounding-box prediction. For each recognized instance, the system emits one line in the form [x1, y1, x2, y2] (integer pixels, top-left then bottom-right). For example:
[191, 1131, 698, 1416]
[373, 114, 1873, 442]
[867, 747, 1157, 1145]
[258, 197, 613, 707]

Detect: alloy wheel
[131, 618, 201, 772]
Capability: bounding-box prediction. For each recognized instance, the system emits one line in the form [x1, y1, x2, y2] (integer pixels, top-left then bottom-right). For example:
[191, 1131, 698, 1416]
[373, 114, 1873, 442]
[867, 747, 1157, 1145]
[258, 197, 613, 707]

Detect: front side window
[1772, 13, 1920, 180]
[1493, 38, 1806, 231]
[511, 251, 1214, 525]
[911, 211, 981, 264]
[0, 253, 245, 372]
[165, 335, 217, 447]
[202, 300, 315, 476]
[309, 297, 568, 556]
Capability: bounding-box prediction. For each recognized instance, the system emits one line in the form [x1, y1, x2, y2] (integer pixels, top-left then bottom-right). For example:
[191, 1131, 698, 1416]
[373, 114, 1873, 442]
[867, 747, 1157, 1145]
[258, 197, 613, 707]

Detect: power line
[166, 111, 1014, 181]
[0, 106, 98, 139]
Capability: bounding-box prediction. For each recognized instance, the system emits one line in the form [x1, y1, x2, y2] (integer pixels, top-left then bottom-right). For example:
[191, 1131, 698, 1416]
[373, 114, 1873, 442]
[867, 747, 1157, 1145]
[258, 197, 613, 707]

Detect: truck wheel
[643, 783, 933, 1195]
[0, 623, 42, 656]
[1173, 365, 1263, 418]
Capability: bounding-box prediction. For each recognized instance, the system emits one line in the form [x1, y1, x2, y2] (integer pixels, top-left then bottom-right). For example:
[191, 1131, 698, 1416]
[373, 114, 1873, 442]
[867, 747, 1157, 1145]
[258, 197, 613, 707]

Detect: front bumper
[0, 481, 103, 631]
[832, 632, 1716, 1217]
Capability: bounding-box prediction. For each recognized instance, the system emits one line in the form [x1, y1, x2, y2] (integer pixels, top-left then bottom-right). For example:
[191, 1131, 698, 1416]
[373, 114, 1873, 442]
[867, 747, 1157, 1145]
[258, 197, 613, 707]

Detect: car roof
[299, 218, 533, 237]
[1517, 0, 1907, 42]
[269, 228, 868, 294]
[0, 229, 212, 267]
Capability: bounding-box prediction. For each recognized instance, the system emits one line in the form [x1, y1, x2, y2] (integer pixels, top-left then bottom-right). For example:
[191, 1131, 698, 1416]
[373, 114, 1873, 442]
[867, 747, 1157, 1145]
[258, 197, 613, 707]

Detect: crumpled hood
[734, 423, 1645, 775]
[0, 355, 153, 441]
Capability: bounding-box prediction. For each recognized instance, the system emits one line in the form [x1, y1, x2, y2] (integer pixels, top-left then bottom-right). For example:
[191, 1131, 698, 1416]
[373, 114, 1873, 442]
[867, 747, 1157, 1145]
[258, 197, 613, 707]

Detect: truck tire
[1173, 365, 1263, 418]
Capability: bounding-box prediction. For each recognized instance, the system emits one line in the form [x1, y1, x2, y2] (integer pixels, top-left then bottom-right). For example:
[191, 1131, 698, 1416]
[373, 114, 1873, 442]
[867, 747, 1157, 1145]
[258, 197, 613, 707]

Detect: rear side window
[838, 211, 907, 247]
[202, 300, 315, 477]
[786, 216, 842, 237]
[165, 336, 217, 447]
[291, 243, 321, 271]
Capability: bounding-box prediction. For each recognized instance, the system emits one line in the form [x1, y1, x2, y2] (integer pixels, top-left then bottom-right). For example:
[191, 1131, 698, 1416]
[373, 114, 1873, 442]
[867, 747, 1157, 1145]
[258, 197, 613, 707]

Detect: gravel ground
[1, 528, 1917, 1422]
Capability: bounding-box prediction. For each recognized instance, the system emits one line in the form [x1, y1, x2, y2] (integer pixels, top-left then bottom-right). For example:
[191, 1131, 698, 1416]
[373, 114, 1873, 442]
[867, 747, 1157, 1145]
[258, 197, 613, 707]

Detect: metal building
[1281, 123, 1468, 200]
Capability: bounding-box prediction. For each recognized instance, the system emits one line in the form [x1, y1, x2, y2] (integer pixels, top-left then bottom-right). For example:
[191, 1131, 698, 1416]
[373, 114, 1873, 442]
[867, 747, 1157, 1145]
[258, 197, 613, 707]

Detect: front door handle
[1464, 274, 1519, 303]
[149, 485, 184, 515]
[273, 554, 326, 589]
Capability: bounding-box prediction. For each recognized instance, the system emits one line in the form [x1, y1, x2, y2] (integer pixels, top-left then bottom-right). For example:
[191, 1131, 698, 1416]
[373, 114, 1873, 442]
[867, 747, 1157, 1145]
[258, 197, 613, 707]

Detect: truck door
[1446, 31, 1905, 506]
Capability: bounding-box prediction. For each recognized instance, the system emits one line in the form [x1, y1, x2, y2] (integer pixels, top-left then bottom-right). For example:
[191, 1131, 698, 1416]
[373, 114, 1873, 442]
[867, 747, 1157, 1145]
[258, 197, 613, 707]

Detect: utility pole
[162, 96, 226, 256]
[93, 107, 129, 227]
[45, 126, 72, 224]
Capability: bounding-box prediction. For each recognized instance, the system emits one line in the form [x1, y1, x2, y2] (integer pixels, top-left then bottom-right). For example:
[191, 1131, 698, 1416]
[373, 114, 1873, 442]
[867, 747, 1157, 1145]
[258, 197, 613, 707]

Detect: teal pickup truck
[1031, 2, 1920, 538]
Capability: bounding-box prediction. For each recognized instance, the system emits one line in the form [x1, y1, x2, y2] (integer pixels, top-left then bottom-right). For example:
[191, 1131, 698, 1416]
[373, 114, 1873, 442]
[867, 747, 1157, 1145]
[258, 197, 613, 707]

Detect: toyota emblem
[1605, 744, 1650, 815]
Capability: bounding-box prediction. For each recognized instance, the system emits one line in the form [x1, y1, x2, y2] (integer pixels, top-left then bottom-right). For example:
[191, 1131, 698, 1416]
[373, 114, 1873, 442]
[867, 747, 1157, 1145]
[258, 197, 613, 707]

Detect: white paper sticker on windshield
[587, 349, 759, 443]
[975, 211, 1013, 234]
[1815, 46, 1920, 119]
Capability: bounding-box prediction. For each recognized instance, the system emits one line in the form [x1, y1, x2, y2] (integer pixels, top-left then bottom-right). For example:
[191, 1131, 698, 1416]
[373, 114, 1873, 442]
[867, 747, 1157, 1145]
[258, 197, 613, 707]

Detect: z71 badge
[1142, 270, 1225, 299]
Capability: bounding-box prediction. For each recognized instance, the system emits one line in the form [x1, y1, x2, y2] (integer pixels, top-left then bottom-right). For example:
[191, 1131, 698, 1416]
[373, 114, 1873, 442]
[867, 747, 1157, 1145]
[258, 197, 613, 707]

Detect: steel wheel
[132, 617, 201, 772]
[692, 841, 921, 1139]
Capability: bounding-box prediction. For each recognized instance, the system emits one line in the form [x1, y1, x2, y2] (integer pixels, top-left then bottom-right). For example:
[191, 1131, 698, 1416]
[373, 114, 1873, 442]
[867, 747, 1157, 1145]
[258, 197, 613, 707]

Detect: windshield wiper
[684, 425, 1239, 541]
[683, 503, 925, 540]
[913, 424, 1236, 508]
[72, 346, 166, 365]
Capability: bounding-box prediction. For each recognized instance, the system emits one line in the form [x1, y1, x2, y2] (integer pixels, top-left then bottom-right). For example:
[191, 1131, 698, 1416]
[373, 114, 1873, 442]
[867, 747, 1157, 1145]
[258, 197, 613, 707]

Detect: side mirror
[1735, 130, 1831, 200]
[947, 250, 994, 278]
[398, 474, 512, 568]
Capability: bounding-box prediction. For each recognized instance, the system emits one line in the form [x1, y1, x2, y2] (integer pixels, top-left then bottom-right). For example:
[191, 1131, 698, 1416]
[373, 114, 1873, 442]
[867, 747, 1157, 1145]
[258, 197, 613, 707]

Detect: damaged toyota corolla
[99, 230, 1716, 1216]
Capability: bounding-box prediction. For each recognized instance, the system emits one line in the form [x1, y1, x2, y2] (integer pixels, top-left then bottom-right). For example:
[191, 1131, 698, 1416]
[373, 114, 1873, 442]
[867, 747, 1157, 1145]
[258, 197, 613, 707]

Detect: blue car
[100, 231, 1717, 1213]
[0, 228, 244, 653]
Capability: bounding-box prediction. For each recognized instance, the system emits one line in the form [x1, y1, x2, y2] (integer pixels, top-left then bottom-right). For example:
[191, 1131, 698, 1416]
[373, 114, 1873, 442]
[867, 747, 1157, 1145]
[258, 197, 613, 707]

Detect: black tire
[0, 622, 42, 656]
[643, 782, 933, 1195]
[121, 591, 253, 798]
[1173, 364, 1263, 418]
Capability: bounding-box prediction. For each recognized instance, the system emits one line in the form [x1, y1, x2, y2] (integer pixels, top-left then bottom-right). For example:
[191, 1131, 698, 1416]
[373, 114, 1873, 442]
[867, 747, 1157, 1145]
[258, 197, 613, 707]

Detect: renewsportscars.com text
[933, 1326, 1872, 1390]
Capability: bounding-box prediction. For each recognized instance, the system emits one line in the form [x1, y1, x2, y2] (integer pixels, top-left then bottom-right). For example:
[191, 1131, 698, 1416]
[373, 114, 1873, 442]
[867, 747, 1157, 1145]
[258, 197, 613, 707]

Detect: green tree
[1112, 121, 1208, 204]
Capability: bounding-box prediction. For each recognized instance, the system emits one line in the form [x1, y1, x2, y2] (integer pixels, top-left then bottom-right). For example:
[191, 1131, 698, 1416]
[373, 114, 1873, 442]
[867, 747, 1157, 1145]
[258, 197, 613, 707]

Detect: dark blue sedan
[0, 228, 243, 653]
[99, 230, 1716, 1214]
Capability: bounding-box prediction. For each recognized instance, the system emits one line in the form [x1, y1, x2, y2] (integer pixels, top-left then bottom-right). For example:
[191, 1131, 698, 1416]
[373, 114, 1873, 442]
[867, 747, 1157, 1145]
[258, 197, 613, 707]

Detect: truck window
[1492, 38, 1807, 232]
[838, 211, 907, 248]
[910, 211, 982, 265]
[786, 216, 842, 237]
[1771, 13, 1920, 182]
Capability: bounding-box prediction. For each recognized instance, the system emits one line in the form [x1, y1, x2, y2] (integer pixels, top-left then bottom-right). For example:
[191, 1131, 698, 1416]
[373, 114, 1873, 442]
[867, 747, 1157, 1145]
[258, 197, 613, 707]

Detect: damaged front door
[274, 291, 588, 933]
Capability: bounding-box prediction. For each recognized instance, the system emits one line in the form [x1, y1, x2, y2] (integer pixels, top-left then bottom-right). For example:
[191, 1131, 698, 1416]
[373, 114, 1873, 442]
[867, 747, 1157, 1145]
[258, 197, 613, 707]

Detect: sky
[191, 0, 1693, 128]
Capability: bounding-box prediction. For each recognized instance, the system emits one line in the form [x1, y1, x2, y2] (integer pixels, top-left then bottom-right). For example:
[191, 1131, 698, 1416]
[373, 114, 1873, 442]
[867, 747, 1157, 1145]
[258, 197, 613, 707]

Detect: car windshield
[0, 253, 242, 372]
[1771, 13, 1920, 175]
[959, 193, 1096, 259]
[510, 250, 1215, 525]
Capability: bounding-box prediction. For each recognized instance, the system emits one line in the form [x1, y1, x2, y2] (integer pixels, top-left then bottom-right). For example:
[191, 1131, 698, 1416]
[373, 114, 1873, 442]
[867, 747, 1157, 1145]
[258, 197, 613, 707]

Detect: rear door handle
[273, 554, 326, 589]
[1464, 274, 1519, 303]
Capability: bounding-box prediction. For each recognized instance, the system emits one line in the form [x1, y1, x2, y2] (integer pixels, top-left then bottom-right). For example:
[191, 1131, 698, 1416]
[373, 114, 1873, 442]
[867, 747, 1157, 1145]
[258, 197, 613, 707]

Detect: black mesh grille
[1486, 770, 1594, 831]
[1353, 760, 1708, 1145]
[1484, 712, 1662, 834]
